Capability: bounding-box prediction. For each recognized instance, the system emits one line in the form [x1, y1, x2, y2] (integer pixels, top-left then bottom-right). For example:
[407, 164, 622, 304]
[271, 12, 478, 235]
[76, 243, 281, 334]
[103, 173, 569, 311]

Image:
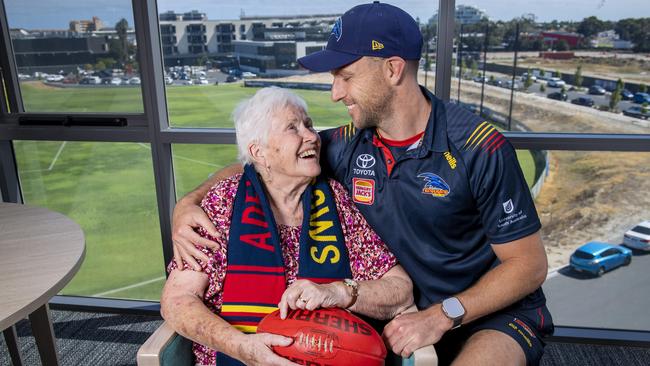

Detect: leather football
[257, 308, 387, 366]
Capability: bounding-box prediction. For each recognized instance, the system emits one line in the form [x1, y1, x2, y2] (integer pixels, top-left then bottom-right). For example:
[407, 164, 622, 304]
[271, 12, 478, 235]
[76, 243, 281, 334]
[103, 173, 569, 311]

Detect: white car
[110, 77, 122, 85]
[196, 77, 209, 85]
[547, 77, 566, 88]
[164, 76, 174, 85]
[623, 221, 650, 251]
[241, 71, 257, 79]
[45, 74, 64, 82]
[128, 77, 141, 85]
[180, 79, 193, 85]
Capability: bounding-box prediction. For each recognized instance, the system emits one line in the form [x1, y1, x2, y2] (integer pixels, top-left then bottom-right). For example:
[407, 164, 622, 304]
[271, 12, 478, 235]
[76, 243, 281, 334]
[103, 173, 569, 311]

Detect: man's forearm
[350, 271, 414, 320]
[178, 163, 243, 205]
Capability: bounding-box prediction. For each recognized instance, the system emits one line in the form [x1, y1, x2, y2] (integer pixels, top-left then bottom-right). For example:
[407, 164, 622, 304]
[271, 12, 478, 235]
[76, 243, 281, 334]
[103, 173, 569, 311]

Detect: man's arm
[278, 265, 413, 320]
[161, 269, 298, 366]
[172, 163, 243, 269]
[383, 232, 547, 357]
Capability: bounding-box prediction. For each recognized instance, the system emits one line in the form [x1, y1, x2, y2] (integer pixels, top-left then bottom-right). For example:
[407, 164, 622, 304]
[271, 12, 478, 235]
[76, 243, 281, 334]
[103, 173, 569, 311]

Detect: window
[4, 0, 144, 113]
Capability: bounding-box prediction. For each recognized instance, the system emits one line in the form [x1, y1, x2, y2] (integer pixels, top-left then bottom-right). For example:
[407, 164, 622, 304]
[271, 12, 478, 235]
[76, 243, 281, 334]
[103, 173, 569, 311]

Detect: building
[69, 16, 104, 33]
[432, 4, 488, 25]
[540, 31, 582, 49]
[158, 11, 337, 74]
[591, 30, 634, 49]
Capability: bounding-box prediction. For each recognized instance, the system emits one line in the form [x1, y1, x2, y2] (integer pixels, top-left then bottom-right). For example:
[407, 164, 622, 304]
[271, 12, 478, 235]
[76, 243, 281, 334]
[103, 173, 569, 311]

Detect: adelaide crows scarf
[217, 164, 351, 365]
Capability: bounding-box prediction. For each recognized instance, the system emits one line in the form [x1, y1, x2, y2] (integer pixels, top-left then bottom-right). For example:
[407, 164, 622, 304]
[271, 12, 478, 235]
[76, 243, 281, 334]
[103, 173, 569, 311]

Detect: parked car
[45, 74, 64, 82]
[241, 71, 257, 79]
[588, 85, 606, 95]
[623, 221, 650, 251]
[109, 77, 122, 85]
[622, 106, 650, 119]
[621, 89, 634, 100]
[633, 92, 650, 104]
[521, 72, 537, 82]
[547, 77, 566, 88]
[547, 91, 568, 101]
[79, 76, 101, 85]
[164, 76, 174, 85]
[225, 75, 239, 83]
[196, 77, 209, 85]
[473, 76, 488, 83]
[570, 242, 632, 276]
[571, 97, 594, 107]
[180, 79, 193, 85]
[128, 77, 141, 85]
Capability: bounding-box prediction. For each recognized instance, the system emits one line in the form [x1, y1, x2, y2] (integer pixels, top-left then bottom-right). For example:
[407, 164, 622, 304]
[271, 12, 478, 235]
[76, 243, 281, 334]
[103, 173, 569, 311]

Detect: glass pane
[536, 151, 650, 331]
[156, 1, 438, 127]
[13, 141, 163, 300]
[173, 144, 239, 198]
[5, 0, 144, 113]
[451, 2, 650, 134]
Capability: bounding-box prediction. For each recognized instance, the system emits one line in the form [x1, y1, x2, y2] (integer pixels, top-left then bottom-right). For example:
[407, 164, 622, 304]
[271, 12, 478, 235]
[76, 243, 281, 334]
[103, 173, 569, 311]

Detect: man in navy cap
[171, 2, 553, 365]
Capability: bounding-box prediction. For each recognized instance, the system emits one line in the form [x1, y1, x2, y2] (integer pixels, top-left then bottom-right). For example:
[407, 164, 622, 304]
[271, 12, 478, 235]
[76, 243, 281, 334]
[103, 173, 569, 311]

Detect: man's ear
[384, 57, 407, 85]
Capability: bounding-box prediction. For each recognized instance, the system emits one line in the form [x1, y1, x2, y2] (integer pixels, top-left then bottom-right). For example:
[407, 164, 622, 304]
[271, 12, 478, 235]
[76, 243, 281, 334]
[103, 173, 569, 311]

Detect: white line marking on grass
[22, 141, 67, 173]
[137, 143, 220, 167]
[93, 275, 166, 297]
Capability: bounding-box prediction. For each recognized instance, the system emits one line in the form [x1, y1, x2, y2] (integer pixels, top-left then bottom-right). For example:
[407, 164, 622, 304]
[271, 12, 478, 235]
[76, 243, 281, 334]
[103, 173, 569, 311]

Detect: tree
[616, 78, 625, 91]
[460, 58, 467, 78]
[577, 16, 607, 38]
[609, 87, 621, 111]
[555, 39, 570, 51]
[115, 18, 129, 65]
[555, 69, 562, 78]
[470, 59, 479, 78]
[489, 75, 496, 84]
[540, 83, 546, 92]
[524, 68, 533, 90]
[640, 84, 648, 93]
[574, 65, 583, 88]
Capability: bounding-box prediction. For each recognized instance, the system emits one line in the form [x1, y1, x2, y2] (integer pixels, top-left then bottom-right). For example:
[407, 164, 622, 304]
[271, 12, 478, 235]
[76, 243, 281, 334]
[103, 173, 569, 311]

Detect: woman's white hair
[233, 86, 308, 164]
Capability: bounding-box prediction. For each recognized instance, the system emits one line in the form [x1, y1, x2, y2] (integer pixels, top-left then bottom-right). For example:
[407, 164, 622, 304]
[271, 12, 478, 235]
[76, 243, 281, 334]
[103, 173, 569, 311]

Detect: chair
[137, 305, 437, 366]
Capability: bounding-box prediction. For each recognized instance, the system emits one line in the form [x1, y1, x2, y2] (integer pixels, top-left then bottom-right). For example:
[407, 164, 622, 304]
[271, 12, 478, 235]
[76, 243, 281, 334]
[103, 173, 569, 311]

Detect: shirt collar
[361, 86, 449, 155]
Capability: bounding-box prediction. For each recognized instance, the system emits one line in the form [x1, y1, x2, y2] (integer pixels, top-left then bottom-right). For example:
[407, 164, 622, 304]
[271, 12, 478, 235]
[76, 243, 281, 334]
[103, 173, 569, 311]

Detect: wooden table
[0, 202, 85, 366]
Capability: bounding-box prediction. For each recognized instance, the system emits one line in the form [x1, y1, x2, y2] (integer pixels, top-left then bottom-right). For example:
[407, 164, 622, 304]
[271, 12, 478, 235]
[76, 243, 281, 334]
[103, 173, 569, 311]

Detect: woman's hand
[171, 199, 220, 270]
[237, 333, 299, 366]
[278, 280, 352, 319]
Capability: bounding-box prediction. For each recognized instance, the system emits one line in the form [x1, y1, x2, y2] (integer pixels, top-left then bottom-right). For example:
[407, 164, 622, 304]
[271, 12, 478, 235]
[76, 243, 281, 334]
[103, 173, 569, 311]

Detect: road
[543, 248, 650, 331]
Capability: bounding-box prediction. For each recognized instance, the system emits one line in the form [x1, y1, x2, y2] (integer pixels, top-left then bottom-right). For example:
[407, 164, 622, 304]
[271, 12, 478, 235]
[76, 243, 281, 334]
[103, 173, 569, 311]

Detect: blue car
[570, 242, 632, 276]
[633, 92, 650, 104]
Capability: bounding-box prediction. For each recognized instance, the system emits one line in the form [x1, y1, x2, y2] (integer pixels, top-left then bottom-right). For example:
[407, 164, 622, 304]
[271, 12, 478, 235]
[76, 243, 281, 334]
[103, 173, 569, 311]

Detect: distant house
[590, 30, 634, 50]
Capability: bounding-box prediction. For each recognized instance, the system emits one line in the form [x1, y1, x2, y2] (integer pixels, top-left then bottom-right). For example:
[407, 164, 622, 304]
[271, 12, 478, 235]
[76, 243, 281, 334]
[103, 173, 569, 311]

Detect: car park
[547, 77, 566, 88]
[622, 106, 650, 119]
[621, 89, 634, 100]
[633, 93, 650, 104]
[623, 221, 650, 251]
[571, 97, 594, 107]
[570, 242, 632, 276]
[547, 91, 568, 101]
[588, 85, 606, 95]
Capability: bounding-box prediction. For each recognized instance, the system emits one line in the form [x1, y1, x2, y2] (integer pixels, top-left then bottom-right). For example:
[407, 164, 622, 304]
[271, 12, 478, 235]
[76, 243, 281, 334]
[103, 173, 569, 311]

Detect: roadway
[543, 248, 650, 331]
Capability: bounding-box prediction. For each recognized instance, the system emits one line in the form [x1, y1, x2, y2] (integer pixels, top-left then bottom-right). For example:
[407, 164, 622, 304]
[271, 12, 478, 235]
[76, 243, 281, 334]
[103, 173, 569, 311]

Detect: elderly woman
[161, 87, 412, 366]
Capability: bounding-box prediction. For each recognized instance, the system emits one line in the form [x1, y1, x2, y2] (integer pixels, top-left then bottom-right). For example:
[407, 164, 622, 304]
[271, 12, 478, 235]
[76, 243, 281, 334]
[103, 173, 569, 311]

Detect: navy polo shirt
[319, 87, 546, 310]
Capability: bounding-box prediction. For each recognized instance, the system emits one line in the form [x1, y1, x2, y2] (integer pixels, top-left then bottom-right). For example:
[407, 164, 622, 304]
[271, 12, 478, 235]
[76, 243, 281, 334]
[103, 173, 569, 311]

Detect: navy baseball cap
[298, 1, 423, 72]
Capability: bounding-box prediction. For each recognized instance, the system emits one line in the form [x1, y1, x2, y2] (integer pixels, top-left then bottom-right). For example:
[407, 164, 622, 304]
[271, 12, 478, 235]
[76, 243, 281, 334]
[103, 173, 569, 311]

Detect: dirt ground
[271, 72, 650, 270]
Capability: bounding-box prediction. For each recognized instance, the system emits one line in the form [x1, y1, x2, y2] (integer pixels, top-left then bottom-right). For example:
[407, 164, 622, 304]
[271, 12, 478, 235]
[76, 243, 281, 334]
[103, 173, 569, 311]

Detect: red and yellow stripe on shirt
[463, 121, 506, 154]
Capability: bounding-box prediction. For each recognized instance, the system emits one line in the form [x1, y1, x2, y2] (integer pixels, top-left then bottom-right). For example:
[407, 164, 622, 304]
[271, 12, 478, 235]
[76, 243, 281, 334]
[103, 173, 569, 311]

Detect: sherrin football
[257, 308, 387, 366]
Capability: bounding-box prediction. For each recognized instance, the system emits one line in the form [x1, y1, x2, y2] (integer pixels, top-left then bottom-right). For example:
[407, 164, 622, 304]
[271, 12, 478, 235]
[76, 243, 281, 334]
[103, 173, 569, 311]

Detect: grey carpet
[0, 310, 162, 366]
[2, 310, 650, 365]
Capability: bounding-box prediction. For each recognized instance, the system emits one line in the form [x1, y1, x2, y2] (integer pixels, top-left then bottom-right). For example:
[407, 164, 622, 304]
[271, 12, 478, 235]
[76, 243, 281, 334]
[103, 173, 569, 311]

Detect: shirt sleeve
[467, 135, 542, 244]
[328, 179, 398, 281]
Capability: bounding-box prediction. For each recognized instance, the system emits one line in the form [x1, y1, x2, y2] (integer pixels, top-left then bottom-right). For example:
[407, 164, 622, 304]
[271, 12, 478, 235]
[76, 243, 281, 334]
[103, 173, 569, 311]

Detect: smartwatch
[441, 297, 466, 329]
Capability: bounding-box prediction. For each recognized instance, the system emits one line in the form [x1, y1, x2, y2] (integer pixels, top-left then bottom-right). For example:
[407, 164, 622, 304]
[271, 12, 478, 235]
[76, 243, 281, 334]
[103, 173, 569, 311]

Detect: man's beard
[354, 83, 394, 130]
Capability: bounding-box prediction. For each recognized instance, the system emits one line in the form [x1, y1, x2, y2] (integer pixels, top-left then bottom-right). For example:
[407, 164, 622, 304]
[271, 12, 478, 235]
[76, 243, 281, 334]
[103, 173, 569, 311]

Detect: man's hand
[278, 280, 351, 319]
[382, 304, 452, 358]
[171, 199, 220, 270]
[237, 333, 299, 366]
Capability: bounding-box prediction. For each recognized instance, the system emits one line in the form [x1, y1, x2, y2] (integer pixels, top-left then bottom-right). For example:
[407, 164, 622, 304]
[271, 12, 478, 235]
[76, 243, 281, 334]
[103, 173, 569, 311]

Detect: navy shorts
[435, 305, 554, 366]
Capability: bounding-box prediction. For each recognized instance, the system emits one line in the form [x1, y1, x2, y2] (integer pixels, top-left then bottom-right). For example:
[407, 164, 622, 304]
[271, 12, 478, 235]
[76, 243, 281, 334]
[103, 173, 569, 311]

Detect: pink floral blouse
[168, 174, 397, 366]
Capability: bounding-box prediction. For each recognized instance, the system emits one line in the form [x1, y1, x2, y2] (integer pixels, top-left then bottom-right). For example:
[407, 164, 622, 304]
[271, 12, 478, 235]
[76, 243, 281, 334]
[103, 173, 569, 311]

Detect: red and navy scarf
[217, 164, 351, 365]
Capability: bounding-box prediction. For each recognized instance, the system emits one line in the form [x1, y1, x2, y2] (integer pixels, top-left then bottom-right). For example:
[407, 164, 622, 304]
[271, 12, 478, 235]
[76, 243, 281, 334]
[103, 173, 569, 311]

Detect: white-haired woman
[161, 87, 413, 366]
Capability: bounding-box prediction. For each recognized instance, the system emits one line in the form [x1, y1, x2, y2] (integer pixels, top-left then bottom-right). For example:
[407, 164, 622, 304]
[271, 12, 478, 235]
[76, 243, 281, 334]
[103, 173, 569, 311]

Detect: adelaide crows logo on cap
[331, 17, 343, 42]
[417, 173, 450, 197]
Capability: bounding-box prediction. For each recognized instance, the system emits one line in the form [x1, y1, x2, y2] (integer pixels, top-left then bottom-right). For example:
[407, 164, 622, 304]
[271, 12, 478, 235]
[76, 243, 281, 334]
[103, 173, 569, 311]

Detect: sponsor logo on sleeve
[417, 173, 450, 197]
[503, 199, 514, 214]
[352, 178, 375, 205]
[353, 154, 376, 176]
[497, 199, 528, 229]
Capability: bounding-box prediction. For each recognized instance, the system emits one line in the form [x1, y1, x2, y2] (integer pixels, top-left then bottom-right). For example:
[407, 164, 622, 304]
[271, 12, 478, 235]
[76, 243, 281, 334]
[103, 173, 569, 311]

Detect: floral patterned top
[167, 174, 397, 366]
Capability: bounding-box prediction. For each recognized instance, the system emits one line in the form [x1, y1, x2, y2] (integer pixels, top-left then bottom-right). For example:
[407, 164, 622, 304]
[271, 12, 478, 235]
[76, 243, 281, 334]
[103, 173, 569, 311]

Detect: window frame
[1, 0, 650, 346]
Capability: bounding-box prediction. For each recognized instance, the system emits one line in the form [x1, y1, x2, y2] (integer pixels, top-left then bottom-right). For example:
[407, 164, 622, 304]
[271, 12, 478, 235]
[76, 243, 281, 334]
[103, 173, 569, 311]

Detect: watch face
[442, 297, 465, 318]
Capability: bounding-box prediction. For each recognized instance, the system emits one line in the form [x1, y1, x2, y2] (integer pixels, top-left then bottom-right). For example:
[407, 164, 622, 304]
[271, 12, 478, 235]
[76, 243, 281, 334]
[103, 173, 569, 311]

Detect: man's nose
[331, 77, 345, 102]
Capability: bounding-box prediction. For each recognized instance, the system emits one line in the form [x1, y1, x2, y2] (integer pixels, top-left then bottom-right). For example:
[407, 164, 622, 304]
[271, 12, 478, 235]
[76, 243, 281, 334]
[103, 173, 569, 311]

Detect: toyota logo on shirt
[356, 154, 376, 169]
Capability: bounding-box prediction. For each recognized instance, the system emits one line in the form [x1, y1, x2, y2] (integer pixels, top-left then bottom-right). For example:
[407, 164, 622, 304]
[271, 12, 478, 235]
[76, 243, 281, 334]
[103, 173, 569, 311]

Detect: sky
[5, 0, 650, 29]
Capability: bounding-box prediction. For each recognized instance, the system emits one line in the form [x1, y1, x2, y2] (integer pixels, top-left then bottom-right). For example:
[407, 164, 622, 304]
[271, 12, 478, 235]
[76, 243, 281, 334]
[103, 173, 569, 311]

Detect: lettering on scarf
[239, 186, 274, 252]
[309, 189, 341, 264]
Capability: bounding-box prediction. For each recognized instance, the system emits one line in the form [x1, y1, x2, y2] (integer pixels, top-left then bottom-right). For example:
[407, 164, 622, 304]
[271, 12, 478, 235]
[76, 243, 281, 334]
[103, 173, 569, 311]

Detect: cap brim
[298, 49, 362, 73]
